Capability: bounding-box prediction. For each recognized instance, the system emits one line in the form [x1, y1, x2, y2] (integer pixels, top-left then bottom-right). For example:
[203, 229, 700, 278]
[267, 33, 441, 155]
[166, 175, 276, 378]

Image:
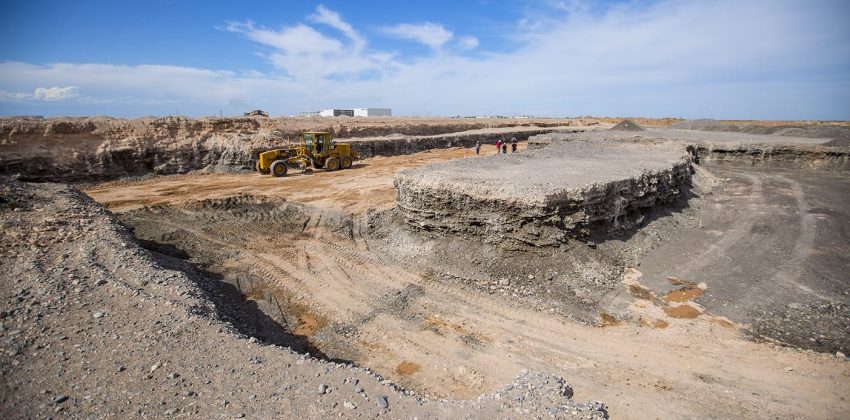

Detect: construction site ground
[81, 143, 850, 419]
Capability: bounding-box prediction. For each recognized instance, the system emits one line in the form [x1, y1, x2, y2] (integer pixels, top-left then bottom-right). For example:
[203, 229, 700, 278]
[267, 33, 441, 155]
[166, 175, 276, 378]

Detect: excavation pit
[394, 140, 692, 246]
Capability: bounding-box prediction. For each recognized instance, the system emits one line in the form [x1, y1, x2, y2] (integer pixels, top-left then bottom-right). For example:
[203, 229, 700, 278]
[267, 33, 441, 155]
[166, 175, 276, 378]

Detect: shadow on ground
[138, 238, 352, 364]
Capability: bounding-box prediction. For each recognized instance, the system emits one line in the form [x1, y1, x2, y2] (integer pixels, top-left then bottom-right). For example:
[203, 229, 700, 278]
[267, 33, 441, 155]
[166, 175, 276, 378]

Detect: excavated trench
[112, 128, 850, 370]
[0, 116, 585, 182]
[110, 138, 706, 398]
[6, 119, 850, 418]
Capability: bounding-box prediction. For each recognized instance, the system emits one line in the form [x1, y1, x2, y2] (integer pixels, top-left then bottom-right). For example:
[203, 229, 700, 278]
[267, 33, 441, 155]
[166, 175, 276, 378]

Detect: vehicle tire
[340, 156, 352, 169]
[270, 160, 288, 177]
[256, 161, 270, 175]
[326, 157, 340, 171]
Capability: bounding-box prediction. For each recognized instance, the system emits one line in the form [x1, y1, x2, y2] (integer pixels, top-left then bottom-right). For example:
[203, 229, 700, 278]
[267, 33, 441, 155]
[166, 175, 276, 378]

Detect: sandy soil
[84, 144, 528, 214]
[85, 145, 850, 419]
[626, 168, 850, 354]
[0, 179, 605, 419]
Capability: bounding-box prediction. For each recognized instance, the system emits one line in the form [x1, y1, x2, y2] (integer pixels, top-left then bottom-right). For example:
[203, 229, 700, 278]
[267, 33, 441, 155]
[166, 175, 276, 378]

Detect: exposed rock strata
[528, 129, 850, 171]
[395, 141, 691, 246]
[0, 178, 608, 418]
[0, 116, 583, 181]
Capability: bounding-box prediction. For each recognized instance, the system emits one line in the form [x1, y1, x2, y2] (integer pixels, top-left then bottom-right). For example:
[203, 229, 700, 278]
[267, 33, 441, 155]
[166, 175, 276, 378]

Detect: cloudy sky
[1, 0, 848, 119]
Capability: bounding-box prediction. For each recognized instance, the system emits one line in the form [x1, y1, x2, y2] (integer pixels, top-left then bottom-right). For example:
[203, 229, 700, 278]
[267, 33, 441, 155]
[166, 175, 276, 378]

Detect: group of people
[474, 137, 518, 157]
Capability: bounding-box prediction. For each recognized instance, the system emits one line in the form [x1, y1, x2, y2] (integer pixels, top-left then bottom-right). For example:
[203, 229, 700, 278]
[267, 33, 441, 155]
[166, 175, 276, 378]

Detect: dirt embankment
[105, 172, 850, 419]
[671, 119, 850, 146]
[531, 129, 850, 171]
[0, 178, 608, 419]
[394, 140, 691, 247]
[0, 116, 587, 182]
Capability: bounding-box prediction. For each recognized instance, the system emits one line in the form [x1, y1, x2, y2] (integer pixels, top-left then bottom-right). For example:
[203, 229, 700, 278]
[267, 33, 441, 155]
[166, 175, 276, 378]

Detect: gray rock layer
[395, 141, 691, 246]
[0, 116, 579, 182]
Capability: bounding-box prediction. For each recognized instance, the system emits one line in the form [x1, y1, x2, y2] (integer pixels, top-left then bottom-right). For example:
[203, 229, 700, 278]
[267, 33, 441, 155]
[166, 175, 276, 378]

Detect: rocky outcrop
[528, 128, 850, 171]
[0, 178, 608, 418]
[0, 116, 584, 181]
[688, 144, 850, 171]
[395, 140, 692, 246]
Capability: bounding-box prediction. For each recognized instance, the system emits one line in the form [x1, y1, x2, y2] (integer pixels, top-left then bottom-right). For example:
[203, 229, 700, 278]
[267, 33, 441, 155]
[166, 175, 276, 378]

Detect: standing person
[495, 139, 502, 155]
[475, 140, 481, 155]
[511, 137, 517, 153]
[501, 141, 508, 158]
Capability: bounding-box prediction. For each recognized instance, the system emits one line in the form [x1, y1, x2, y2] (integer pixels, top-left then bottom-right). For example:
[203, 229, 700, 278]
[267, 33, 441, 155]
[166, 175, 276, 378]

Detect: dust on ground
[84, 144, 850, 419]
[84, 144, 526, 214]
[0, 179, 608, 419]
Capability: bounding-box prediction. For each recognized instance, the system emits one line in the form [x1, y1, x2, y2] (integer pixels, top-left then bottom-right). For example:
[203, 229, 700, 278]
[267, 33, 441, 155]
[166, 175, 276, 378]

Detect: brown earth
[4, 117, 850, 419]
[84, 145, 524, 214]
[81, 144, 850, 419]
[0, 179, 607, 419]
[0, 116, 586, 181]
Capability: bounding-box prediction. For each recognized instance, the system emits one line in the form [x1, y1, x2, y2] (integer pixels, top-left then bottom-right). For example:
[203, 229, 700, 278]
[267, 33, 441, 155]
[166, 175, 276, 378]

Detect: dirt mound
[533, 129, 850, 171]
[609, 119, 645, 131]
[823, 137, 850, 147]
[672, 119, 850, 144]
[0, 178, 607, 418]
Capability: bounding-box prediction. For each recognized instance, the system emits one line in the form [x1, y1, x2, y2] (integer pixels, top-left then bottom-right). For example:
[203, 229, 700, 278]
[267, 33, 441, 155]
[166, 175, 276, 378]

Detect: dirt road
[625, 168, 850, 354]
[84, 145, 850, 419]
[85, 145, 524, 214]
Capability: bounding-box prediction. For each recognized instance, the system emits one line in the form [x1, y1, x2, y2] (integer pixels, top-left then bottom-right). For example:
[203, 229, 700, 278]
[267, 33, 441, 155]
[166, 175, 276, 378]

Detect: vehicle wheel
[326, 157, 340, 171]
[256, 161, 270, 175]
[340, 156, 352, 169]
[270, 160, 288, 177]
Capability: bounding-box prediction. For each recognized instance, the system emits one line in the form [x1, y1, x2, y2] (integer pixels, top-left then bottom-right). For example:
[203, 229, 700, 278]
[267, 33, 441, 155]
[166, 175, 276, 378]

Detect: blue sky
[1, 0, 849, 119]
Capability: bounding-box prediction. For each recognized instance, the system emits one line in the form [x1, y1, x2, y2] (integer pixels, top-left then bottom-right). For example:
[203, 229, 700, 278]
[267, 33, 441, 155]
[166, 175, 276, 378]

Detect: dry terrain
[3, 116, 850, 419]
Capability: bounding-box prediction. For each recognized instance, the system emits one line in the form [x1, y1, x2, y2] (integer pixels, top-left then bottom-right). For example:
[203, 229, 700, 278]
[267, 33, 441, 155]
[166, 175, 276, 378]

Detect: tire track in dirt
[105, 150, 850, 419]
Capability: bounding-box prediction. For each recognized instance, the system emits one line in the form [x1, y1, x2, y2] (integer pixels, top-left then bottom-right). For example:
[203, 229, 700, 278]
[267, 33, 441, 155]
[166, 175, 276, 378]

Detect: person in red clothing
[495, 139, 502, 155]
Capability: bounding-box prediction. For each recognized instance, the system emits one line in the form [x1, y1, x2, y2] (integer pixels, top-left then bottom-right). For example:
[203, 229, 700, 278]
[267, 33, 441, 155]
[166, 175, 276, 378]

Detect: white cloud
[1, 86, 79, 101]
[223, 7, 392, 82]
[308, 5, 365, 50]
[225, 21, 341, 55]
[2, 1, 849, 119]
[2, 90, 33, 100]
[34, 86, 79, 101]
[382, 22, 454, 51]
[456, 36, 479, 50]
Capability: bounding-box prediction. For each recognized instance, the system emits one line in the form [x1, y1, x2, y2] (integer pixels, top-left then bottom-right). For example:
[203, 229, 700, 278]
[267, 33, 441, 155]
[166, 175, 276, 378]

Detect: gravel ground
[0, 178, 607, 418]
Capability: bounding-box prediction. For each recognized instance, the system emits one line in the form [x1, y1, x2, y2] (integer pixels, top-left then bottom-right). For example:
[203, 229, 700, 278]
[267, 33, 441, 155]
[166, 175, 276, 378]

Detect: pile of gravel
[609, 119, 645, 131]
[0, 178, 609, 419]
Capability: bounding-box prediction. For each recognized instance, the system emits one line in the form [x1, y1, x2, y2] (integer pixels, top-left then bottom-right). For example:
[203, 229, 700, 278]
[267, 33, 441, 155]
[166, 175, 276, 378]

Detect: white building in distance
[301, 108, 392, 117]
[353, 108, 391, 117]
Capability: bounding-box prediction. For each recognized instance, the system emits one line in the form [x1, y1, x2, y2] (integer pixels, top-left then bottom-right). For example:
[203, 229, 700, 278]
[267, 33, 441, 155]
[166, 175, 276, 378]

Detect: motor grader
[255, 131, 359, 177]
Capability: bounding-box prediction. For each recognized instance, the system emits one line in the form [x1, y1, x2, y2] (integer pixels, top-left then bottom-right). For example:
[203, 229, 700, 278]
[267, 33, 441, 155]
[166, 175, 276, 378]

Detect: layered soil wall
[0, 116, 584, 182]
[529, 129, 850, 171]
[395, 141, 691, 246]
[689, 144, 850, 171]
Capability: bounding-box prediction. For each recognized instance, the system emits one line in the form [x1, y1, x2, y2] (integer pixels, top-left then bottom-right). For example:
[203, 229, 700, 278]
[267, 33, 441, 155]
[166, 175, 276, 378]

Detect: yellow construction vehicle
[255, 131, 359, 177]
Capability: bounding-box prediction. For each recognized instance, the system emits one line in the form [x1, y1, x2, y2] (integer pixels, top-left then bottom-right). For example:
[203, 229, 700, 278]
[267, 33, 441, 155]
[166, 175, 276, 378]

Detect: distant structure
[300, 108, 392, 117]
[353, 108, 391, 117]
[244, 109, 269, 117]
[319, 109, 355, 117]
